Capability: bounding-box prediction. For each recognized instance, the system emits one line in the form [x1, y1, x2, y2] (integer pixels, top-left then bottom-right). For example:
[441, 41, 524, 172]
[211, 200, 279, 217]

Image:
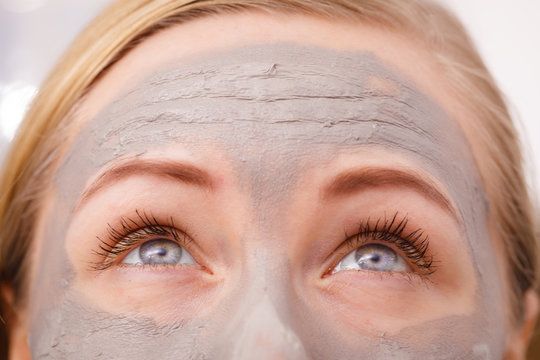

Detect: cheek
[28, 191, 57, 292]
[72, 267, 222, 323]
[316, 273, 446, 330]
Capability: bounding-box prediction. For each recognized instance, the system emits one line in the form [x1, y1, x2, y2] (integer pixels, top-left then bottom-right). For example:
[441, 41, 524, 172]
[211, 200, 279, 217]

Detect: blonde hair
[0, 0, 537, 358]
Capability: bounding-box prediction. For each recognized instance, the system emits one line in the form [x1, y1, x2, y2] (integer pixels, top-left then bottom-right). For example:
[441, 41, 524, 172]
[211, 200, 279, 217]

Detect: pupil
[370, 254, 381, 263]
[156, 248, 167, 257]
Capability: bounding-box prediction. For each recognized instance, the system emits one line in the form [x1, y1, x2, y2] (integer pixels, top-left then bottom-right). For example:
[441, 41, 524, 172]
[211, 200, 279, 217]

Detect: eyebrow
[323, 167, 457, 219]
[76, 159, 213, 210]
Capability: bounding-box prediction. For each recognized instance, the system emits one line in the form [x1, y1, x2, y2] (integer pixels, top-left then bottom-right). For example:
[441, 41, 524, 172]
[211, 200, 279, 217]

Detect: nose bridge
[220, 208, 308, 359]
[229, 290, 308, 360]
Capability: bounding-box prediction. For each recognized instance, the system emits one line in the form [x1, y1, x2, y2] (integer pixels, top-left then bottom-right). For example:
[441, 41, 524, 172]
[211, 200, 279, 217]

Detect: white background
[1, 0, 539, 193]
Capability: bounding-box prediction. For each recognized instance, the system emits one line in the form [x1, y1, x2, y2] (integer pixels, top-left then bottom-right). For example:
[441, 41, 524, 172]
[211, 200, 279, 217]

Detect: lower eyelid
[322, 267, 434, 290]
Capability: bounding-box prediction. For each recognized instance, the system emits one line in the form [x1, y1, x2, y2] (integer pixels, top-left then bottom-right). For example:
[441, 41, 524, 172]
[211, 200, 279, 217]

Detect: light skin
[4, 12, 538, 360]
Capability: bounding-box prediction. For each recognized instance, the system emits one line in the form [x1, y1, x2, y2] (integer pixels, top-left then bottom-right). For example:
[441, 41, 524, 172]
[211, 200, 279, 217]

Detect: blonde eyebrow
[76, 159, 213, 210]
[322, 167, 457, 220]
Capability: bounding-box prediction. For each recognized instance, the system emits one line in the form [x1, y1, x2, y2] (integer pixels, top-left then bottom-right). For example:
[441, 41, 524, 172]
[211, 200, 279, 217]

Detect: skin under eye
[332, 243, 408, 273]
[122, 238, 196, 266]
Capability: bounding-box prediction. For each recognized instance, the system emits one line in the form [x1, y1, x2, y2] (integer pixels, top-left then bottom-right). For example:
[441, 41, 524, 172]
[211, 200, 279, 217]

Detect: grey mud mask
[30, 44, 505, 359]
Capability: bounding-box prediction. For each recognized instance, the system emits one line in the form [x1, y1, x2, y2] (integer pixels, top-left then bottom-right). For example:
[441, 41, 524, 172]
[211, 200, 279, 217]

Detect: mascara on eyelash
[89, 209, 188, 271]
[344, 212, 436, 275]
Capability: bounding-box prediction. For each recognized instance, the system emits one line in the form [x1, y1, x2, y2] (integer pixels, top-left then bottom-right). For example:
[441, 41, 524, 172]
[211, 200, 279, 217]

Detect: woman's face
[26, 12, 511, 359]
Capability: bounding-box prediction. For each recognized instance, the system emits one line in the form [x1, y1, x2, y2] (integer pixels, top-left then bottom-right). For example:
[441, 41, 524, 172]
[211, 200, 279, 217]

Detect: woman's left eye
[122, 238, 196, 266]
[332, 243, 408, 273]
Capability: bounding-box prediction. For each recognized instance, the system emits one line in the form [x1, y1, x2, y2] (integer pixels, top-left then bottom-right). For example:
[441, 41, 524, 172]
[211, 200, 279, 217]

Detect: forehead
[61, 12, 481, 240]
[76, 12, 455, 134]
[63, 43, 470, 208]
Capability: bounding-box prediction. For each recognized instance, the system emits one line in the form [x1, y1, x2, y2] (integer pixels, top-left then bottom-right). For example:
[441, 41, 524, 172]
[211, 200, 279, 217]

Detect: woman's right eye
[91, 210, 202, 270]
[122, 238, 196, 266]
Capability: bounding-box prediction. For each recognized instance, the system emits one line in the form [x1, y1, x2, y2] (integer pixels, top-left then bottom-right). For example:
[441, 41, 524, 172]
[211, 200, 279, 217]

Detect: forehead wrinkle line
[323, 167, 458, 221]
[74, 158, 214, 212]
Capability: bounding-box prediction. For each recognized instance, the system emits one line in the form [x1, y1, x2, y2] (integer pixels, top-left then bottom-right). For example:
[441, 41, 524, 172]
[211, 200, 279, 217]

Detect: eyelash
[338, 212, 436, 275]
[91, 210, 191, 271]
[91, 211, 435, 276]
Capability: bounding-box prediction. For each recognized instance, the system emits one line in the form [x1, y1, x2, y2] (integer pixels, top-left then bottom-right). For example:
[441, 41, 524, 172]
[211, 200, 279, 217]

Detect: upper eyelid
[106, 210, 185, 243]
[322, 167, 459, 224]
[75, 158, 214, 214]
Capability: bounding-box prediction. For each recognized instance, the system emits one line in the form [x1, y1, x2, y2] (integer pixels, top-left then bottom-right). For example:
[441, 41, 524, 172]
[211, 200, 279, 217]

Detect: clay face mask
[29, 43, 505, 359]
